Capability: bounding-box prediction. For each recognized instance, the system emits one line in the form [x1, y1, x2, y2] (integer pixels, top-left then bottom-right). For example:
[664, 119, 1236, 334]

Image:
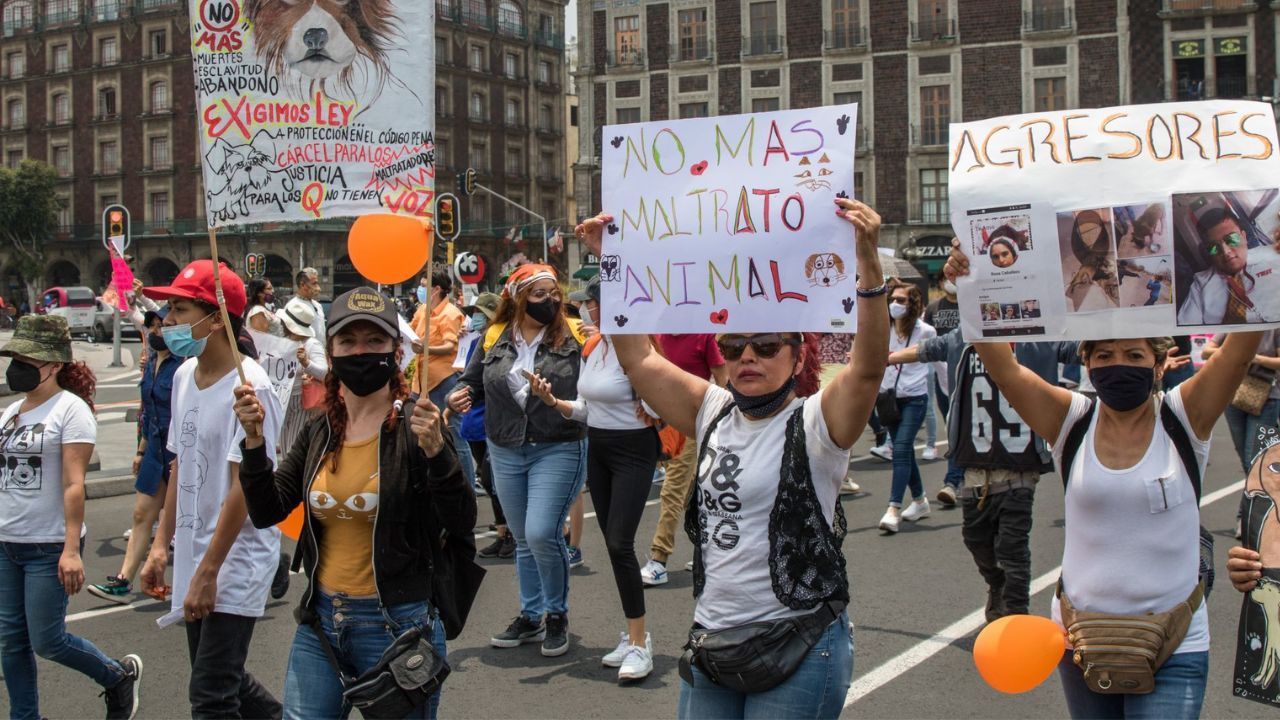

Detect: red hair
[322, 340, 408, 472]
[795, 333, 821, 398]
[57, 361, 96, 412]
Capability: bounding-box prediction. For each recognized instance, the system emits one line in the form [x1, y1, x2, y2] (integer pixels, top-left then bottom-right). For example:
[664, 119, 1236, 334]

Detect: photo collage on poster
[1171, 189, 1280, 327]
[966, 205, 1046, 338]
[1055, 202, 1175, 316]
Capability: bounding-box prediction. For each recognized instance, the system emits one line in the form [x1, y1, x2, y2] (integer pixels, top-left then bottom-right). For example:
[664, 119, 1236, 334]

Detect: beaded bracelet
[855, 282, 888, 298]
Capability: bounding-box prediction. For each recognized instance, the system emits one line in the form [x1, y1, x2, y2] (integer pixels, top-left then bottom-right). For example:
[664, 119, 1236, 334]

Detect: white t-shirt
[162, 359, 283, 623]
[881, 320, 936, 398]
[1050, 386, 1209, 654]
[692, 384, 850, 631]
[0, 391, 96, 544]
[576, 339, 648, 431]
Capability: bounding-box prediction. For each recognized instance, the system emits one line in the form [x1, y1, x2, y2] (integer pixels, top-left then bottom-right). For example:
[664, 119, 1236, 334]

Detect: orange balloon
[276, 504, 305, 541]
[348, 214, 433, 285]
[972, 614, 1066, 694]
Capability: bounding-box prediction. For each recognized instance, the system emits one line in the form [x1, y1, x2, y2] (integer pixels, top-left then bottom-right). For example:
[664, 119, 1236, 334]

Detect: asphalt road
[0, 398, 1269, 719]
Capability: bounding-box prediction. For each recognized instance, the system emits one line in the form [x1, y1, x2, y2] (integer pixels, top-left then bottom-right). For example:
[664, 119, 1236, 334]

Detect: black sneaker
[478, 535, 507, 559]
[497, 535, 516, 559]
[103, 653, 142, 720]
[490, 615, 545, 648]
[271, 553, 291, 600]
[542, 613, 569, 657]
[985, 584, 1008, 623]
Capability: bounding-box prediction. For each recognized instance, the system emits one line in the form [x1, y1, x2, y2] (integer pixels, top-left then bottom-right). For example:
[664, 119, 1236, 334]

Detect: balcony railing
[92, 2, 122, 21]
[436, 0, 460, 21]
[1163, 0, 1253, 12]
[742, 33, 784, 57]
[139, 0, 179, 10]
[461, 7, 493, 30]
[824, 26, 866, 51]
[497, 20, 525, 39]
[1176, 78, 1205, 101]
[911, 123, 950, 147]
[910, 17, 957, 42]
[44, 9, 79, 26]
[1216, 75, 1248, 98]
[673, 39, 712, 62]
[1023, 6, 1072, 32]
[467, 110, 487, 123]
[533, 30, 564, 49]
[2, 19, 34, 37]
[605, 49, 645, 68]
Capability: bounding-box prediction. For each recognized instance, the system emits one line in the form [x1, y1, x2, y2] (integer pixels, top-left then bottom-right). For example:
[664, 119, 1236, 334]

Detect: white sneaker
[640, 559, 668, 586]
[901, 498, 931, 522]
[618, 635, 654, 681]
[840, 477, 861, 494]
[878, 510, 900, 533]
[602, 632, 631, 667]
[869, 444, 893, 462]
[922, 446, 938, 461]
[936, 485, 957, 506]
[685, 560, 694, 571]
[122, 528, 132, 540]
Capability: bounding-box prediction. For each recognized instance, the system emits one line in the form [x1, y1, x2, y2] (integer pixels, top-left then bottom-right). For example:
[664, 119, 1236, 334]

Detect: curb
[86, 473, 136, 499]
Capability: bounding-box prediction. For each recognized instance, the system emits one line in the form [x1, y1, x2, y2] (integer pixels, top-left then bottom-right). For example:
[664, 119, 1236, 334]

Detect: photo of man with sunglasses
[1175, 193, 1280, 326]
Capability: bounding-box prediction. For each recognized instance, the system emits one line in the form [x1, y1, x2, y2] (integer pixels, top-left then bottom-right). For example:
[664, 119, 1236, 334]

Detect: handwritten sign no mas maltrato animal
[600, 105, 860, 333]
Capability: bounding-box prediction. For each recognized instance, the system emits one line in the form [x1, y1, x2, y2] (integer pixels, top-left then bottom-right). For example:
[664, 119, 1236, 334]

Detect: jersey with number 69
[950, 346, 1051, 472]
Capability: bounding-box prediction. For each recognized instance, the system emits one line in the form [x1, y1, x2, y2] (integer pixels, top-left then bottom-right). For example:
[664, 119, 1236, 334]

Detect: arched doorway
[1, 266, 27, 308]
[144, 257, 180, 286]
[264, 254, 294, 294]
[333, 255, 361, 296]
[45, 260, 81, 287]
[93, 260, 113, 293]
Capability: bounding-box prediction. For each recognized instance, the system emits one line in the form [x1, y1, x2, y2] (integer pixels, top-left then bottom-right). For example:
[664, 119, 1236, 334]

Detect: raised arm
[575, 212, 708, 437]
[1177, 331, 1263, 440]
[821, 199, 889, 450]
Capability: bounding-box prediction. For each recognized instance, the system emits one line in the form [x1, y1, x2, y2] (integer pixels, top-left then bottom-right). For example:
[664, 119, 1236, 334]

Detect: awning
[572, 264, 599, 280]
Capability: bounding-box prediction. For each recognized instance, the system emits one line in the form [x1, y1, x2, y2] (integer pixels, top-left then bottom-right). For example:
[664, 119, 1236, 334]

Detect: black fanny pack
[678, 600, 845, 694]
[312, 619, 450, 719]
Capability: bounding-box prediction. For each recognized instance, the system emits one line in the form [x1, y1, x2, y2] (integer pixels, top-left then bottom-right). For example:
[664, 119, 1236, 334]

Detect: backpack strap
[1058, 397, 1097, 491]
[1159, 399, 1202, 504]
[482, 322, 508, 353]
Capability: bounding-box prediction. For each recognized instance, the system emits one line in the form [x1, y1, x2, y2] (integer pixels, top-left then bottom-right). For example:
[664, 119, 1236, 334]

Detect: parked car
[93, 300, 142, 343]
[40, 286, 96, 337]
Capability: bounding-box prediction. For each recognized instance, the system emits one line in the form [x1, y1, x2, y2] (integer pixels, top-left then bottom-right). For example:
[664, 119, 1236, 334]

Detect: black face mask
[331, 352, 397, 397]
[525, 299, 560, 326]
[148, 333, 168, 353]
[1091, 364, 1155, 412]
[6, 359, 45, 394]
[729, 376, 797, 419]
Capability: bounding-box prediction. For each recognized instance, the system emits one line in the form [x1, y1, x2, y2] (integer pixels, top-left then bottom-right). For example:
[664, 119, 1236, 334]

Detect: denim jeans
[0, 540, 127, 720]
[428, 372, 476, 487]
[1058, 649, 1208, 719]
[934, 378, 966, 490]
[924, 367, 938, 447]
[1162, 362, 1196, 391]
[283, 591, 446, 720]
[488, 439, 587, 618]
[677, 612, 853, 720]
[1225, 399, 1280, 474]
[887, 395, 928, 507]
[186, 613, 282, 719]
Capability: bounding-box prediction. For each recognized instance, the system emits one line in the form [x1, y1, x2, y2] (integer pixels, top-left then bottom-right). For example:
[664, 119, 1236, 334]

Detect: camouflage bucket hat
[0, 315, 73, 363]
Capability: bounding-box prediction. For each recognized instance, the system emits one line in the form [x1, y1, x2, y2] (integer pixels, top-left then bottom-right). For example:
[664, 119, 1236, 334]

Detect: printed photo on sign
[1115, 202, 1169, 259]
[963, 205, 1053, 338]
[599, 104, 860, 333]
[971, 218, 1032, 269]
[1116, 257, 1172, 308]
[1173, 189, 1280, 327]
[1058, 208, 1120, 313]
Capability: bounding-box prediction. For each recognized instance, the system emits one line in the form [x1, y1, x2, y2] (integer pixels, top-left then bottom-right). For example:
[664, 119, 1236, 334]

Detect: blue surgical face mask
[416, 287, 428, 304]
[162, 312, 215, 358]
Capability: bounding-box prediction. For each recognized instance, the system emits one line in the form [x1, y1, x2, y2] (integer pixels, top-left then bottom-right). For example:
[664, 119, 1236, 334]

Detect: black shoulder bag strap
[1058, 397, 1097, 491]
[310, 618, 352, 687]
[1158, 400, 1202, 503]
[684, 400, 739, 598]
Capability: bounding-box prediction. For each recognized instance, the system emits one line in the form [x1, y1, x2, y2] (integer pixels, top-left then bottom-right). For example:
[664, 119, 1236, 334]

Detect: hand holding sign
[574, 213, 610, 258]
[409, 395, 445, 458]
[232, 383, 265, 444]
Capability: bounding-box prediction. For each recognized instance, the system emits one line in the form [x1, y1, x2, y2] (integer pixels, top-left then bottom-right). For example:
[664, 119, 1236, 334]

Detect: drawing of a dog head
[245, 0, 398, 102]
[804, 253, 847, 287]
[204, 132, 287, 199]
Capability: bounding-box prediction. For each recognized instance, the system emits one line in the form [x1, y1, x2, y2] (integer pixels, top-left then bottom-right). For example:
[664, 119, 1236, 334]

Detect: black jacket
[239, 406, 475, 622]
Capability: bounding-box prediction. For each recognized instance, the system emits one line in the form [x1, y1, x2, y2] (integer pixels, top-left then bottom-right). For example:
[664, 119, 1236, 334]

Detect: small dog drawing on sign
[804, 253, 847, 287]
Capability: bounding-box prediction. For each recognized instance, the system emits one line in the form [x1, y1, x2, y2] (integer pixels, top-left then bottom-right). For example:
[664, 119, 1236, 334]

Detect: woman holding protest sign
[574, 197, 887, 718]
[945, 239, 1262, 719]
[233, 287, 472, 720]
[447, 264, 588, 659]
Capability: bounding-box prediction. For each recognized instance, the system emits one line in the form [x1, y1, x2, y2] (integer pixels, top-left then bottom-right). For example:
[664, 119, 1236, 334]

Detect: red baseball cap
[142, 259, 247, 316]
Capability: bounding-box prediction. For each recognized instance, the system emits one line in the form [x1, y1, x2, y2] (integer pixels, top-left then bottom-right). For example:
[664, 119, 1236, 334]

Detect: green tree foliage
[0, 160, 64, 301]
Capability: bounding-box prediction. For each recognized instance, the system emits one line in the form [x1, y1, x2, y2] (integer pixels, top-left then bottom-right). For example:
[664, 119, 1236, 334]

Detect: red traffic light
[109, 210, 123, 224]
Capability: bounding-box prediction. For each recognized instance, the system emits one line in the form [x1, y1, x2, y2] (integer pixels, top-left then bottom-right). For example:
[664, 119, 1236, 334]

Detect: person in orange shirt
[412, 269, 475, 486]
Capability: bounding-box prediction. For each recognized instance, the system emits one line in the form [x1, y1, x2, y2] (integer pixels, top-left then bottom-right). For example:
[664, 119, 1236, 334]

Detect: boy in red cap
[137, 259, 285, 719]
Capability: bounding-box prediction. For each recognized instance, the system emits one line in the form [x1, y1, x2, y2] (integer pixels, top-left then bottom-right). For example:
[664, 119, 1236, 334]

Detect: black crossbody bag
[310, 619, 449, 719]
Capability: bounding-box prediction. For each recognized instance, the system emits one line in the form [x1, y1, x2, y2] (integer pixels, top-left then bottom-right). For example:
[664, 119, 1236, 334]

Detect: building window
[1033, 77, 1066, 112]
[497, 0, 523, 36]
[150, 192, 169, 223]
[830, 0, 860, 48]
[469, 44, 485, 72]
[470, 92, 485, 120]
[833, 91, 861, 106]
[614, 15, 640, 60]
[539, 103, 552, 129]
[433, 137, 448, 167]
[920, 168, 948, 223]
[45, 0, 75, 24]
[751, 97, 780, 112]
[436, 85, 449, 116]
[99, 193, 118, 210]
[918, 84, 949, 145]
[679, 102, 709, 118]
[52, 144, 70, 175]
[100, 140, 119, 174]
[747, 1, 779, 54]
[149, 80, 169, 112]
[915, 0, 951, 40]
[537, 59, 552, 84]
[99, 36, 118, 65]
[504, 52, 519, 79]
[435, 37, 447, 64]
[506, 146, 522, 175]
[6, 149, 22, 168]
[1031, 46, 1067, 66]
[469, 141, 487, 170]
[569, 104, 578, 126]
[149, 136, 170, 169]
[5, 51, 23, 78]
[677, 8, 709, 61]
[538, 151, 554, 178]
[52, 92, 69, 123]
[92, 0, 120, 21]
[98, 86, 116, 117]
[56, 199, 70, 227]
[149, 28, 167, 56]
[3, 1, 33, 31]
[505, 97, 520, 126]
[6, 98, 24, 128]
[52, 44, 69, 72]
[1027, 0, 1068, 32]
[616, 107, 641, 123]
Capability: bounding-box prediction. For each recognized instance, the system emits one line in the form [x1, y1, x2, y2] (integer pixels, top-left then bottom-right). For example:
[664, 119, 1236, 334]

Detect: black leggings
[586, 426, 659, 619]
[469, 440, 505, 527]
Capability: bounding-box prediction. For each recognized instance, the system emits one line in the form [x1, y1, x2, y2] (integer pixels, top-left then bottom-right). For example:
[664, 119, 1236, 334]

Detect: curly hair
[794, 333, 822, 398]
[57, 361, 97, 413]
[322, 340, 408, 472]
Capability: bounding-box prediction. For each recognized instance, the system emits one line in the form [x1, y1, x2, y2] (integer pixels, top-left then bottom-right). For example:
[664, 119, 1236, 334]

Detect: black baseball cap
[568, 276, 601, 303]
[327, 287, 399, 339]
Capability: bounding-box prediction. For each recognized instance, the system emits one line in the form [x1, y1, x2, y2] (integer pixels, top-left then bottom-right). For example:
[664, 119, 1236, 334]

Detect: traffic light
[435, 192, 461, 243]
[245, 253, 266, 278]
[102, 204, 130, 256]
[458, 168, 477, 196]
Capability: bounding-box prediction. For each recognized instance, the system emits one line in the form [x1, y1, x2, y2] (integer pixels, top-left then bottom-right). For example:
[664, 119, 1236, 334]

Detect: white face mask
[942, 280, 957, 295]
[580, 305, 594, 327]
[889, 302, 909, 319]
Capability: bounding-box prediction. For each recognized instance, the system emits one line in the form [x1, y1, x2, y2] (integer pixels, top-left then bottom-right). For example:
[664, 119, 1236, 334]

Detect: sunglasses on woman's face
[717, 333, 800, 361]
[1202, 232, 1243, 256]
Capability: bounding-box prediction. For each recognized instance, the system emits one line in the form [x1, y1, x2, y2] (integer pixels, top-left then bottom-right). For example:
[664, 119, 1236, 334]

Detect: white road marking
[844, 478, 1245, 706]
[101, 369, 142, 383]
